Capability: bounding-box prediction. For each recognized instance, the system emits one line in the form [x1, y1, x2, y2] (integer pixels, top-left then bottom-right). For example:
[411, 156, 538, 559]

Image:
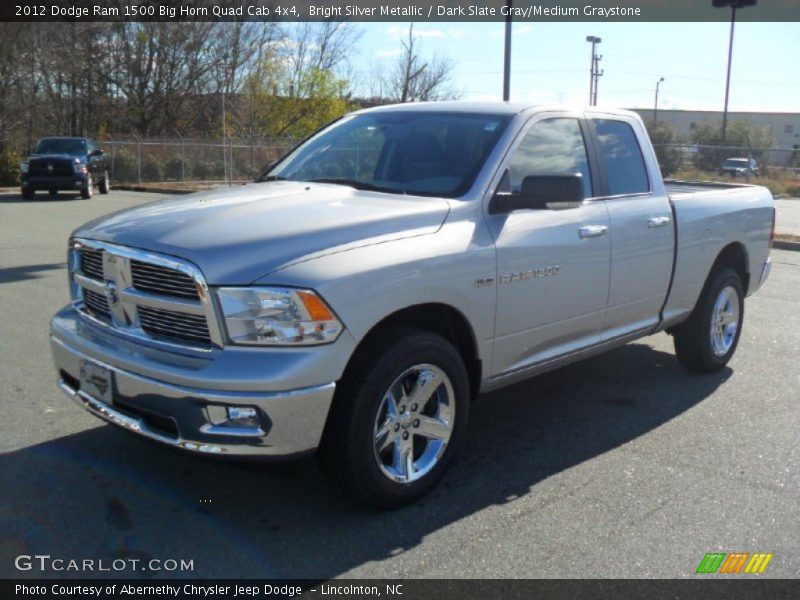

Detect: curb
[774, 238, 800, 251]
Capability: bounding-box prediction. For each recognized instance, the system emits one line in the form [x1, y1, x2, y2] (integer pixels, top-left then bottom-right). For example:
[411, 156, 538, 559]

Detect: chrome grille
[131, 260, 199, 299]
[139, 307, 211, 345]
[80, 248, 104, 281]
[71, 240, 220, 350]
[82, 288, 111, 321]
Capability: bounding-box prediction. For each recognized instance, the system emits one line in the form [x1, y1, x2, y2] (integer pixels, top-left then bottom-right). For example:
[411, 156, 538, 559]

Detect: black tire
[80, 174, 93, 199]
[673, 267, 744, 373]
[99, 170, 110, 194]
[49, 189, 58, 197]
[21, 188, 35, 200]
[318, 327, 470, 508]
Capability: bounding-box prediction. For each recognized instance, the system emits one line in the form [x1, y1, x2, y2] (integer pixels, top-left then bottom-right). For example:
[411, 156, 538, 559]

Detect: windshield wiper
[307, 178, 403, 194]
[256, 174, 286, 183]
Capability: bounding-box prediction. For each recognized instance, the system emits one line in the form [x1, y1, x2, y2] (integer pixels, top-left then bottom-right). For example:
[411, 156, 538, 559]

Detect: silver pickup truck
[51, 104, 775, 507]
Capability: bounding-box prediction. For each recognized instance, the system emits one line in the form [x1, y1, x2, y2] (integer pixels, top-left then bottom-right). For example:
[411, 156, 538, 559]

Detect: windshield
[35, 138, 86, 155]
[723, 159, 750, 168]
[264, 111, 512, 197]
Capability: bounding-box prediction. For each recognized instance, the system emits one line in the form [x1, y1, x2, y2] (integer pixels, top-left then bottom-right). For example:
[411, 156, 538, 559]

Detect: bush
[0, 150, 22, 186]
[140, 155, 163, 182]
[163, 158, 184, 181]
[190, 160, 223, 181]
[109, 150, 166, 183]
[110, 151, 138, 183]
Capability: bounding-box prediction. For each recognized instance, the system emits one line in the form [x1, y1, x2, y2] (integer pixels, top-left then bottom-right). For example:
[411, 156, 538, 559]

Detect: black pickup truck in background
[20, 137, 110, 200]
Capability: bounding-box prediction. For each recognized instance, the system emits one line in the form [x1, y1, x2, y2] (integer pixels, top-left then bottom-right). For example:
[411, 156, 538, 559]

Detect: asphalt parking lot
[1, 189, 798, 579]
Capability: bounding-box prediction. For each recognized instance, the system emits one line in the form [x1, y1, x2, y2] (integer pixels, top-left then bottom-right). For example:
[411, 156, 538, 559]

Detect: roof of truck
[354, 101, 641, 119]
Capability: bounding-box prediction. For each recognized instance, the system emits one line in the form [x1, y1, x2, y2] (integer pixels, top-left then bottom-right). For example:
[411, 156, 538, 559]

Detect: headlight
[217, 287, 343, 346]
[73, 162, 87, 174]
[20, 162, 28, 173]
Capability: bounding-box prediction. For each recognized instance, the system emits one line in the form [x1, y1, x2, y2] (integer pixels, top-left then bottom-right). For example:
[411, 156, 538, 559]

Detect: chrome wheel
[710, 285, 740, 357]
[372, 364, 455, 484]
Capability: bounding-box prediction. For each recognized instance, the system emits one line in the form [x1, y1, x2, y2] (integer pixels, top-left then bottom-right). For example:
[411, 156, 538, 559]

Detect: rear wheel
[673, 267, 744, 373]
[80, 174, 93, 199]
[49, 189, 58, 197]
[99, 170, 110, 194]
[21, 187, 34, 200]
[319, 327, 470, 508]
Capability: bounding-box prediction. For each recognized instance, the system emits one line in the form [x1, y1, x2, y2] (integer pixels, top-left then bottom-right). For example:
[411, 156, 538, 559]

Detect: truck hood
[73, 181, 450, 284]
[29, 153, 85, 163]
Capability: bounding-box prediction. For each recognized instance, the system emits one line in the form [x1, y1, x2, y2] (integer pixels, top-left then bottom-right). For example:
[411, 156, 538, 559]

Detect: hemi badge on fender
[475, 277, 495, 288]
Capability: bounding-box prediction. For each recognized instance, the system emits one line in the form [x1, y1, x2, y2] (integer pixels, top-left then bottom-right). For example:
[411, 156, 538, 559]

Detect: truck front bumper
[22, 174, 87, 191]
[50, 306, 346, 458]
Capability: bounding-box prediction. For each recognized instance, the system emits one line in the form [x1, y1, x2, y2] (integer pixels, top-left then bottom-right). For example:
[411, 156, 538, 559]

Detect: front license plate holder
[79, 359, 113, 404]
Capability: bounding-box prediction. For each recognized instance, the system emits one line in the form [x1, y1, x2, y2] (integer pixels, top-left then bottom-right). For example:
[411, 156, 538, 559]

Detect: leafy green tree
[691, 120, 773, 172]
[237, 54, 349, 139]
[645, 120, 683, 176]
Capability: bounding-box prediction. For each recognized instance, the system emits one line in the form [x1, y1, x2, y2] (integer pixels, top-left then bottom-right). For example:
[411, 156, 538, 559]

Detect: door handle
[579, 225, 608, 239]
[647, 216, 672, 229]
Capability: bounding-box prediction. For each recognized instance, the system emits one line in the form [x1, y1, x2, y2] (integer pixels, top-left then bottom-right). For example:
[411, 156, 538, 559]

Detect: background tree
[381, 24, 460, 103]
[236, 23, 358, 138]
[691, 120, 774, 172]
[645, 120, 684, 176]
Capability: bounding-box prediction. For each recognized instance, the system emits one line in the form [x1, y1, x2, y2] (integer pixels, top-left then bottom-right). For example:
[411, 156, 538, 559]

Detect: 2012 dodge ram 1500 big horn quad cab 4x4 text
[50, 104, 775, 507]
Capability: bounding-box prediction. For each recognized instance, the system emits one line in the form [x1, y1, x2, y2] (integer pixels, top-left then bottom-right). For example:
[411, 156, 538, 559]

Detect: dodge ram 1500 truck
[50, 104, 775, 507]
[21, 137, 110, 200]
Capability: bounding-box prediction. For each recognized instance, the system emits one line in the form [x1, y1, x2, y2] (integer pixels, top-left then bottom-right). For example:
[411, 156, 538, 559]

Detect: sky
[347, 21, 800, 113]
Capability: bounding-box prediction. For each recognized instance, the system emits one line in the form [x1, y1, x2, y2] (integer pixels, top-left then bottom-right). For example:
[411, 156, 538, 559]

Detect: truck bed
[664, 179, 753, 196]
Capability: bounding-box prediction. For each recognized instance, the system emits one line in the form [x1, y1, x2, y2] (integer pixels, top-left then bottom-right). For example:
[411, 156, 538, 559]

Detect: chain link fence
[103, 138, 297, 187]
[99, 137, 800, 242]
[652, 143, 800, 240]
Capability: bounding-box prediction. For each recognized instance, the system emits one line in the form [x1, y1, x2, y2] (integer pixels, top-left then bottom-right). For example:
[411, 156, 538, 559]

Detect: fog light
[226, 406, 259, 428]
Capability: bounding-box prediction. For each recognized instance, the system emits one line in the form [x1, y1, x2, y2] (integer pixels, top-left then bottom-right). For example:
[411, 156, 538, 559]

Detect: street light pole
[713, 0, 757, 141]
[654, 77, 665, 125]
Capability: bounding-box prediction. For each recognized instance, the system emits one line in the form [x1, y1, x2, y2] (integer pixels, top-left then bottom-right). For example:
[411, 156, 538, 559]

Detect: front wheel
[318, 327, 470, 508]
[99, 170, 110, 194]
[80, 174, 93, 199]
[673, 267, 744, 373]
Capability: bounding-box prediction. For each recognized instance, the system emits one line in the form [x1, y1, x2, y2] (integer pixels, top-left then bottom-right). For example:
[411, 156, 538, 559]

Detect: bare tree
[383, 24, 460, 103]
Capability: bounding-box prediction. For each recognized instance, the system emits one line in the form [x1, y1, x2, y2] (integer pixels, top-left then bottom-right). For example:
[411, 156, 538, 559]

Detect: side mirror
[91, 149, 104, 157]
[490, 174, 584, 214]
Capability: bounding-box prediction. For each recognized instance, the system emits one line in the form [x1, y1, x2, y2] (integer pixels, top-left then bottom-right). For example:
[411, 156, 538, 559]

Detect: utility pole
[222, 89, 227, 185]
[503, 0, 512, 101]
[586, 36, 602, 106]
[654, 77, 665, 125]
[713, 0, 757, 140]
[593, 54, 603, 106]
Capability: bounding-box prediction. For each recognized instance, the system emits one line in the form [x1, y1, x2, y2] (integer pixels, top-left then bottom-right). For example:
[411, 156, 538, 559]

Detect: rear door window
[591, 119, 650, 196]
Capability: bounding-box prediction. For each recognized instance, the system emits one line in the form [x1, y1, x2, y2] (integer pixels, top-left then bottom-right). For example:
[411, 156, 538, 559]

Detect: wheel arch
[343, 303, 482, 401]
[713, 241, 750, 295]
